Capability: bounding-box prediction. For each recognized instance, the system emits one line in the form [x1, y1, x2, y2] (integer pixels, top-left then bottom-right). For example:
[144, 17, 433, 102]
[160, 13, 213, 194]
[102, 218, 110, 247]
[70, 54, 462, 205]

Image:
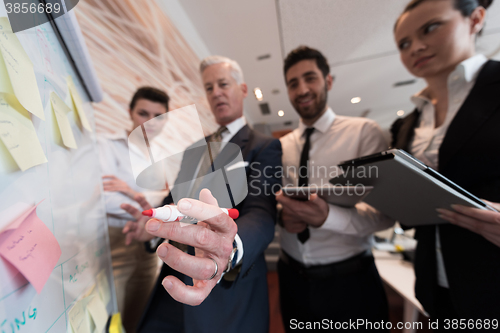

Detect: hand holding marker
[142, 205, 239, 223]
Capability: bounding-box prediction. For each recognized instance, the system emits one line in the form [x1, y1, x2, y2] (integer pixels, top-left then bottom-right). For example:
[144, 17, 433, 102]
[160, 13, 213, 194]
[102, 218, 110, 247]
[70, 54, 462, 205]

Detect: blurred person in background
[98, 87, 169, 333]
[123, 56, 282, 333]
[276, 46, 394, 332]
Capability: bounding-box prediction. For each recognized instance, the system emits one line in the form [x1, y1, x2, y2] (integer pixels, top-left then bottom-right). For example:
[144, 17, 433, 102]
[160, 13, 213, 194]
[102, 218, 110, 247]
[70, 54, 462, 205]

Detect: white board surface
[0, 2, 117, 333]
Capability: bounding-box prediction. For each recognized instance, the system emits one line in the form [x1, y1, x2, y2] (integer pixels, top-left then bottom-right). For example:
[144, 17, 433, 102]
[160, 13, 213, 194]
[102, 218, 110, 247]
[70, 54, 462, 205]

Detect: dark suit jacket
[390, 60, 500, 318]
[139, 124, 282, 333]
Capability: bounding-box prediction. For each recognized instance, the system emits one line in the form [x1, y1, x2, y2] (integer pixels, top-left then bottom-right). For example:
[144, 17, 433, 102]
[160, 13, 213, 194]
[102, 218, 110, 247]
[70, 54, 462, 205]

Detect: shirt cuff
[217, 233, 243, 283]
[233, 233, 244, 265]
[319, 204, 357, 233]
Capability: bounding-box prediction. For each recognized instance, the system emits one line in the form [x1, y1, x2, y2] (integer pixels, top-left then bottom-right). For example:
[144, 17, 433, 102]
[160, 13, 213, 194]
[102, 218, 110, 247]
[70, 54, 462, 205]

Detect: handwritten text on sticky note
[0, 17, 45, 120]
[0, 204, 62, 293]
[68, 297, 92, 333]
[0, 94, 47, 171]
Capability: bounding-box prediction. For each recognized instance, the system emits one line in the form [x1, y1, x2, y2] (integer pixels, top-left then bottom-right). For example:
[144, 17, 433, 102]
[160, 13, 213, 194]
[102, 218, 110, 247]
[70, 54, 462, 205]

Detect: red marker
[142, 205, 239, 223]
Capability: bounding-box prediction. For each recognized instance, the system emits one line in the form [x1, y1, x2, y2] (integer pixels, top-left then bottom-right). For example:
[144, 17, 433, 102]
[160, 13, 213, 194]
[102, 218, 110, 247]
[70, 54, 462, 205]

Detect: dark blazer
[139, 124, 282, 333]
[390, 60, 500, 318]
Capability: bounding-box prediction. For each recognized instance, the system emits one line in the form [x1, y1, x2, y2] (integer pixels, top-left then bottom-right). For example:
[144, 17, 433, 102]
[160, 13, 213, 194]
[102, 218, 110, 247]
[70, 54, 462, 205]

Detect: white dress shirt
[97, 130, 168, 227]
[409, 54, 488, 288]
[221, 115, 247, 144]
[279, 108, 394, 266]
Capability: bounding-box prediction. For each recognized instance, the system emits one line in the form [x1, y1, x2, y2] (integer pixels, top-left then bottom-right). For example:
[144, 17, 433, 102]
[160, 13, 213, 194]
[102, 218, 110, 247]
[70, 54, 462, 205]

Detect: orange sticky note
[0, 204, 61, 293]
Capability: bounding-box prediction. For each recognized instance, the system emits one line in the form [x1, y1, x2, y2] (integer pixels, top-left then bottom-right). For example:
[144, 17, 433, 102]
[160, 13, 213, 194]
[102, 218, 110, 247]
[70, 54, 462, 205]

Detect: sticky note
[50, 92, 77, 149]
[0, 17, 45, 120]
[0, 202, 34, 233]
[87, 295, 108, 333]
[96, 270, 111, 306]
[109, 313, 123, 333]
[67, 76, 92, 132]
[0, 204, 62, 293]
[68, 298, 93, 333]
[0, 94, 47, 171]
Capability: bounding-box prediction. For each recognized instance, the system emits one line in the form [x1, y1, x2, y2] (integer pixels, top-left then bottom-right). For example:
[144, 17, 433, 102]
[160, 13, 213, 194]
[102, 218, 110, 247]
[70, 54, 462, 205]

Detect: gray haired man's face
[202, 63, 248, 126]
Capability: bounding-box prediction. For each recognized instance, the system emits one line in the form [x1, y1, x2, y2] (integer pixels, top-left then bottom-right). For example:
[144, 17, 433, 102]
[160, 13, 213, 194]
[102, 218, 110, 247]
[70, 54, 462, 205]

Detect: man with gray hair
[129, 56, 282, 333]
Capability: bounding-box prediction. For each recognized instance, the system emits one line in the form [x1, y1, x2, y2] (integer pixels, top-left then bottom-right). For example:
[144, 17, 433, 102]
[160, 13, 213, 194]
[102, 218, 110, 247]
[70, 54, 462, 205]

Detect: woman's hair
[395, 0, 494, 32]
[129, 87, 169, 111]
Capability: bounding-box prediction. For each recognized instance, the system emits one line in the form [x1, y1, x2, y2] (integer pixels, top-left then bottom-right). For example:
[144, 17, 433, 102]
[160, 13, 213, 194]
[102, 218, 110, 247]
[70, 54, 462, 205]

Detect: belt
[279, 250, 373, 280]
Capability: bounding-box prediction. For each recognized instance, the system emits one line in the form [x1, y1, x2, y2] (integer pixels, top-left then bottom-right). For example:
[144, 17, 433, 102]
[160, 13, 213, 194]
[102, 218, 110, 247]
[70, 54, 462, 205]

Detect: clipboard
[330, 149, 498, 226]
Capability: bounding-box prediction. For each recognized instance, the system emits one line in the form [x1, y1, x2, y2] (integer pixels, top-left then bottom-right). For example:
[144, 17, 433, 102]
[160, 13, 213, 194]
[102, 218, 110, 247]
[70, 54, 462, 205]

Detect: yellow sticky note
[0, 41, 14, 97]
[0, 17, 45, 120]
[68, 298, 93, 333]
[0, 94, 47, 171]
[96, 270, 111, 306]
[87, 295, 108, 333]
[50, 92, 77, 149]
[109, 313, 123, 333]
[83, 283, 96, 299]
[67, 76, 92, 132]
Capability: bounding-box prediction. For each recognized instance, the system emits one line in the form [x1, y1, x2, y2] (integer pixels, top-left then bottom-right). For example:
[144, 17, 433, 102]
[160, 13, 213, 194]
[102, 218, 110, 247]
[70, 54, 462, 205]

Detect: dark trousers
[278, 253, 389, 332]
[137, 265, 185, 333]
[429, 287, 498, 332]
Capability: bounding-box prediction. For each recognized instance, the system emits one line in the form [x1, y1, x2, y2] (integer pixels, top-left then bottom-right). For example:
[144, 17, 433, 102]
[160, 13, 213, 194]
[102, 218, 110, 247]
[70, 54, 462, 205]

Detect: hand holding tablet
[281, 185, 373, 207]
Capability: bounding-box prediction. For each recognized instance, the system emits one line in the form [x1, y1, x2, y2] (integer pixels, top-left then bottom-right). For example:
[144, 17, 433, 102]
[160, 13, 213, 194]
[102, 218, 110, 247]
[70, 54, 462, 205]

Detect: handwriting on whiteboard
[0, 306, 37, 333]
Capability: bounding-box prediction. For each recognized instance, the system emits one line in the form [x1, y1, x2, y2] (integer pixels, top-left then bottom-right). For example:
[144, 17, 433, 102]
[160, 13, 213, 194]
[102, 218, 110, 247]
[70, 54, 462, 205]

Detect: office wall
[74, 0, 217, 139]
[154, 0, 211, 61]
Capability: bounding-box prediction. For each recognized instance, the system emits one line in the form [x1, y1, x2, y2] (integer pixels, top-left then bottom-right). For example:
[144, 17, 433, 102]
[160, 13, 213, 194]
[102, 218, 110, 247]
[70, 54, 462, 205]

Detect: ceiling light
[254, 87, 263, 101]
[351, 97, 361, 104]
[397, 110, 405, 117]
[278, 110, 284, 117]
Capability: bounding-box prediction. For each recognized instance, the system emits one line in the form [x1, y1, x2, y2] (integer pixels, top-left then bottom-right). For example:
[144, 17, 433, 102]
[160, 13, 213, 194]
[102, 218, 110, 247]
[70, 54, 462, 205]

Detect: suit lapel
[175, 144, 207, 185]
[228, 124, 251, 156]
[393, 109, 420, 151]
[439, 61, 500, 171]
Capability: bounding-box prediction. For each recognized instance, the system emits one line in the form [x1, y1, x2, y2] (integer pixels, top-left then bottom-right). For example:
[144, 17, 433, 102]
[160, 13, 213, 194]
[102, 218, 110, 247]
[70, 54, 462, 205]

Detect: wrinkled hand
[121, 193, 155, 245]
[276, 190, 329, 228]
[145, 189, 238, 306]
[437, 201, 500, 248]
[103, 175, 138, 198]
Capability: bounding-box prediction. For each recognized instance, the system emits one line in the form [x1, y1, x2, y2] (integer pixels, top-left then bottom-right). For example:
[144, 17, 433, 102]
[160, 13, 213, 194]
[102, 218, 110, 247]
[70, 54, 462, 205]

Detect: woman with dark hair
[391, 0, 500, 325]
[98, 87, 169, 333]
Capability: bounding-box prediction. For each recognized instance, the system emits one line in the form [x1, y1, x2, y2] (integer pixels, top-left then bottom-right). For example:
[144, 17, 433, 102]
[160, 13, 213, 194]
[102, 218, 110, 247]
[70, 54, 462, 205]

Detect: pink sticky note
[0, 204, 62, 293]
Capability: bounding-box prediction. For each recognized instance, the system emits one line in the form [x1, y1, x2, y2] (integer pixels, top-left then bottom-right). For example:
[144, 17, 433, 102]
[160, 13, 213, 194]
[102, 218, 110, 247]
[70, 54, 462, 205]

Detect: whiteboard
[0, 2, 117, 333]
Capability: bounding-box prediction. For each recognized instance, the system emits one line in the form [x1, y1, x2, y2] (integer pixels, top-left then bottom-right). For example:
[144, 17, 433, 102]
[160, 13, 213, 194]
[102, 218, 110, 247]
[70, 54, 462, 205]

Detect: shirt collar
[298, 107, 336, 135]
[410, 54, 488, 110]
[223, 115, 246, 137]
[460, 54, 488, 83]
